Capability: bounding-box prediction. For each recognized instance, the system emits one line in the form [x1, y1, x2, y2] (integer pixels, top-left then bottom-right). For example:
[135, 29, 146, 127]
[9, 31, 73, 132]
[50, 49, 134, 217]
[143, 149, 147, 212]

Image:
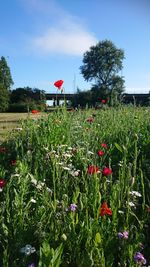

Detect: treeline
[0, 56, 46, 112]
[0, 41, 126, 112]
[9, 87, 46, 112]
[71, 86, 123, 108]
[1, 40, 149, 111]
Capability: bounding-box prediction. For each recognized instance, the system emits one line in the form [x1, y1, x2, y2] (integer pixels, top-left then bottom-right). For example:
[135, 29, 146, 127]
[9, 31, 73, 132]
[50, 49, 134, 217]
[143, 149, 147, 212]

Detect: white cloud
[31, 19, 97, 56]
[20, 0, 97, 55]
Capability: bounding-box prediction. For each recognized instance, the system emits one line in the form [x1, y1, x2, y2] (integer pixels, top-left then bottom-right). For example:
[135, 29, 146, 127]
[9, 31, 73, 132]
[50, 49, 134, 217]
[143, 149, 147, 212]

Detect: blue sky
[1, 0, 150, 94]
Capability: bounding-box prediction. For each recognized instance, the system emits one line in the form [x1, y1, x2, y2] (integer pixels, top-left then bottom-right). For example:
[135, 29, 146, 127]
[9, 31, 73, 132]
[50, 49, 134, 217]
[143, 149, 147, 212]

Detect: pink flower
[87, 165, 100, 175]
[70, 203, 77, 212]
[118, 231, 129, 239]
[102, 167, 112, 176]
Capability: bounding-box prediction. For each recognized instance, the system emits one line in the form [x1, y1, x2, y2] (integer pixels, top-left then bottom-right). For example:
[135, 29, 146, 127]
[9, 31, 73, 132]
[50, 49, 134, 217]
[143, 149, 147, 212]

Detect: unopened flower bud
[61, 234, 67, 241]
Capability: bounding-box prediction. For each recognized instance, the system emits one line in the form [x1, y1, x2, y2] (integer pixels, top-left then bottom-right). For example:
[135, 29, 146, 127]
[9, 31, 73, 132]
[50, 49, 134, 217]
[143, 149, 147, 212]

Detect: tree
[71, 88, 93, 108]
[0, 56, 14, 90]
[9, 87, 46, 112]
[0, 83, 10, 111]
[0, 56, 14, 111]
[80, 40, 125, 104]
[10, 87, 46, 104]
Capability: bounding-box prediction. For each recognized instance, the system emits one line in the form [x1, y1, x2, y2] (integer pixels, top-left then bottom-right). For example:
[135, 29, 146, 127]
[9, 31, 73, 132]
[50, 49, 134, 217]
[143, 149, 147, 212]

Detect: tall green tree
[0, 83, 10, 111]
[0, 56, 14, 90]
[0, 56, 14, 111]
[80, 40, 125, 103]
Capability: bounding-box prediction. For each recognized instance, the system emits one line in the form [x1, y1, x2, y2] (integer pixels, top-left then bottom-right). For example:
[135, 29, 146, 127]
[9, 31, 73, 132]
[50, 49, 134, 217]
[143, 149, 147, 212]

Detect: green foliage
[0, 56, 14, 90]
[0, 83, 10, 112]
[8, 102, 46, 112]
[0, 56, 13, 111]
[71, 88, 93, 108]
[39, 242, 63, 267]
[80, 40, 125, 99]
[10, 87, 46, 104]
[8, 103, 29, 112]
[0, 106, 150, 266]
[8, 87, 46, 112]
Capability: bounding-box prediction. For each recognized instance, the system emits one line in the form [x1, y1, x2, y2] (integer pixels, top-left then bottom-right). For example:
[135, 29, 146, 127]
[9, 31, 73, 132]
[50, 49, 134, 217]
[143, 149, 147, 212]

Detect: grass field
[0, 106, 150, 266]
[0, 113, 42, 142]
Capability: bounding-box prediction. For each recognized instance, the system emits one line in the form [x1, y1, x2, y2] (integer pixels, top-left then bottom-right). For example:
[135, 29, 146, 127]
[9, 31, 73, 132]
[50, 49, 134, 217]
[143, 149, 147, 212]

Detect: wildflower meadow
[0, 106, 150, 267]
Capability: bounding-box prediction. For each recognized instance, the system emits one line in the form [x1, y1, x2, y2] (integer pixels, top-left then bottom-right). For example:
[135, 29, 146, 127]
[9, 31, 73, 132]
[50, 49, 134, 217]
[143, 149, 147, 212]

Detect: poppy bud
[61, 234, 67, 241]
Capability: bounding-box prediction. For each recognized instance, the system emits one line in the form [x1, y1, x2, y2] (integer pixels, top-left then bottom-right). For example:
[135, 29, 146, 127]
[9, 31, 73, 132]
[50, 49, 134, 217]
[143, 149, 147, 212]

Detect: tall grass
[0, 106, 150, 266]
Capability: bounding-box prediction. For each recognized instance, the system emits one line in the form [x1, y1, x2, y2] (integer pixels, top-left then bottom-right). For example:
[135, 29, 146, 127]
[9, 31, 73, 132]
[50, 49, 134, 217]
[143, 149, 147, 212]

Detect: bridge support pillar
[53, 100, 56, 107]
[57, 99, 59, 106]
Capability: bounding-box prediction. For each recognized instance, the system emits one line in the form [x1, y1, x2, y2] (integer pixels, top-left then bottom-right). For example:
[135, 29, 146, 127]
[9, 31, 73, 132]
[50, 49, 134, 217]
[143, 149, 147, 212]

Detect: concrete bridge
[46, 93, 74, 106]
[46, 93, 150, 106]
[122, 93, 150, 104]
[46, 93, 74, 100]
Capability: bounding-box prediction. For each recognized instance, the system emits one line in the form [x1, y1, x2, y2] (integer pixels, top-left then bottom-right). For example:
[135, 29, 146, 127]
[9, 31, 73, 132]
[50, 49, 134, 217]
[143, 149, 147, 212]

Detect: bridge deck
[46, 93, 74, 100]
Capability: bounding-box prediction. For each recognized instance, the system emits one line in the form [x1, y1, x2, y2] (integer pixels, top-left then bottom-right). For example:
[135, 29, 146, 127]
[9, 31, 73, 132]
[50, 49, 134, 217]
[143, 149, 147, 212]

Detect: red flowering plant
[0, 147, 7, 153]
[102, 167, 112, 176]
[100, 202, 112, 217]
[0, 179, 6, 191]
[147, 206, 150, 213]
[101, 99, 107, 104]
[97, 143, 108, 157]
[101, 143, 108, 149]
[87, 117, 94, 123]
[97, 150, 105, 156]
[31, 109, 39, 114]
[11, 160, 17, 166]
[87, 165, 100, 175]
[54, 80, 64, 92]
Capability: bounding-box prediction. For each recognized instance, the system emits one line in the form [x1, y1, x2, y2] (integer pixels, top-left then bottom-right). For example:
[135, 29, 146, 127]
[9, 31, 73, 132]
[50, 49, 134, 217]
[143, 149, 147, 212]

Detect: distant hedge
[8, 103, 46, 112]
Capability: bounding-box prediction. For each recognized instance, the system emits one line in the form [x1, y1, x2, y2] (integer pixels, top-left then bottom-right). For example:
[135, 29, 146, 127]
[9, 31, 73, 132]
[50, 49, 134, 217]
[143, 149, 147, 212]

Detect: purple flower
[70, 203, 77, 212]
[134, 252, 146, 265]
[118, 231, 129, 239]
[27, 263, 35, 267]
[27, 264, 35, 267]
[118, 232, 124, 239]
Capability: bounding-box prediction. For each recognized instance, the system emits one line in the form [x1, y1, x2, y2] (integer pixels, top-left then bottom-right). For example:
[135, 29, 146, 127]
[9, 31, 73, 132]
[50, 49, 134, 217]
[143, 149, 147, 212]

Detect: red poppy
[0, 179, 6, 188]
[0, 147, 7, 153]
[147, 207, 150, 213]
[101, 99, 107, 104]
[97, 150, 105, 156]
[11, 160, 17, 166]
[31, 109, 39, 114]
[101, 143, 107, 149]
[102, 167, 112, 176]
[54, 80, 64, 90]
[100, 202, 112, 217]
[87, 117, 94, 123]
[87, 165, 100, 175]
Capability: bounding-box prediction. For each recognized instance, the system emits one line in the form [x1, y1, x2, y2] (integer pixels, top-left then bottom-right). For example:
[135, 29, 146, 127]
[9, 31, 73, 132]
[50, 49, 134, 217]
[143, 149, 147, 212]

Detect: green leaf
[114, 143, 123, 153]
[95, 232, 101, 244]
